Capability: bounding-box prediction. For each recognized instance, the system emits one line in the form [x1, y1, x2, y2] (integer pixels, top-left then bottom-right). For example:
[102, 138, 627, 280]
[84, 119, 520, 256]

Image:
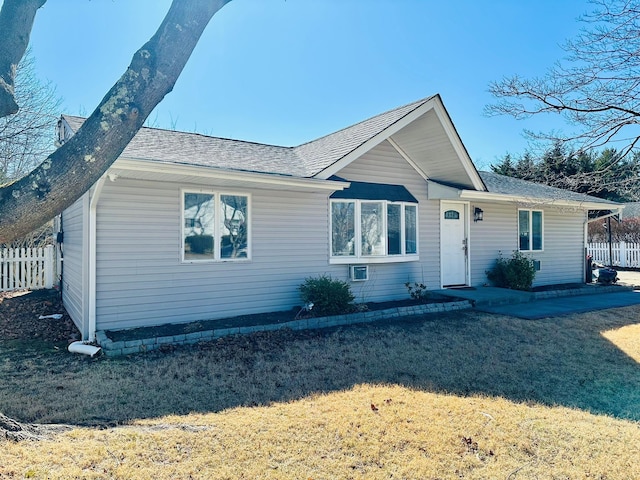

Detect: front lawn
[0, 301, 638, 478]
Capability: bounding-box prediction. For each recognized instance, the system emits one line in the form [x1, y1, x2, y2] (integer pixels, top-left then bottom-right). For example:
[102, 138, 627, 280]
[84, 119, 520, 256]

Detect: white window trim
[518, 208, 544, 252]
[181, 188, 251, 263]
[329, 199, 419, 264]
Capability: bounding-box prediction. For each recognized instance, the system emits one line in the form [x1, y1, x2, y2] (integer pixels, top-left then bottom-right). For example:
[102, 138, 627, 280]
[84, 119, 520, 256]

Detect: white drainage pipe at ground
[68, 341, 101, 357]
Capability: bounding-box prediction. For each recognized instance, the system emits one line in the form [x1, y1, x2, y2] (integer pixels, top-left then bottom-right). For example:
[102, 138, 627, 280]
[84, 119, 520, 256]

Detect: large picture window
[182, 190, 249, 261]
[518, 209, 543, 251]
[330, 199, 418, 262]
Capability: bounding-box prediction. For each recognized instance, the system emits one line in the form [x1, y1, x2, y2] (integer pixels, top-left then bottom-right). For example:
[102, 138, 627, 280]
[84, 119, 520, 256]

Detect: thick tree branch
[0, 0, 46, 117]
[0, 0, 231, 243]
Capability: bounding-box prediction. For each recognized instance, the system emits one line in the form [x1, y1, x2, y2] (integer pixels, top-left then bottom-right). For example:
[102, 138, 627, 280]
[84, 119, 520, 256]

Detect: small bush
[299, 275, 355, 317]
[486, 251, 536, 291]
[405, 282, 428, 302]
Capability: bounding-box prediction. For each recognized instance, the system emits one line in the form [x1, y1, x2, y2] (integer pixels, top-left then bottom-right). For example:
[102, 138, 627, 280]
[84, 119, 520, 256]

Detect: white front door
[441, 201, 468, 286]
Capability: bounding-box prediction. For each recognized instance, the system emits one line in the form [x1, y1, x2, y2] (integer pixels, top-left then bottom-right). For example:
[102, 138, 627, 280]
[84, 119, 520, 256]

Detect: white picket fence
[588, 241, 640, 268]
[0, 246, 55, 292]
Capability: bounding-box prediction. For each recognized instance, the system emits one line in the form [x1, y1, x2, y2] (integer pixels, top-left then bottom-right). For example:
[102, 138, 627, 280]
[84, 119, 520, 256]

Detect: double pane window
[183, 191, 249, 261]
[518, 209, 543, 251]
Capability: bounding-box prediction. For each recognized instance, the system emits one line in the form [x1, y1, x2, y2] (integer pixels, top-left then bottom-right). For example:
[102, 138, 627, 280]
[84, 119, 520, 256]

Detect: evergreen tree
[491, 145, 640, 202]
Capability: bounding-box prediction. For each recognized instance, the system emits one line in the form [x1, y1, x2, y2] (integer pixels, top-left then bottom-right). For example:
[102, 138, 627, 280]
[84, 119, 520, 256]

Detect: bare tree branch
[0, 0, 231, 243]
[0, 49, 61, 184]
[0, 0, 46, 117]
[487, 0, 640, 157]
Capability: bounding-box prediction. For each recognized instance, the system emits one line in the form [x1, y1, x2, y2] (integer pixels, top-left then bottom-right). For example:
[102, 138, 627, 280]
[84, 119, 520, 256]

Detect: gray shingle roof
[62, 115, 305, 177]
[622, 202, 640, 218]
[479, 171, 620, 206]
[293, 96, 435, 175]
[61, 96, 435, 178]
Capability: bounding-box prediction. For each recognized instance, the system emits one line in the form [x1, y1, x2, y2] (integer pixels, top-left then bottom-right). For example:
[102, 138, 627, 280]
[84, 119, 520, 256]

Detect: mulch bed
[0, 287, 460, 345]
[107, 292, 462, 343]
[0, 289, 79, 343]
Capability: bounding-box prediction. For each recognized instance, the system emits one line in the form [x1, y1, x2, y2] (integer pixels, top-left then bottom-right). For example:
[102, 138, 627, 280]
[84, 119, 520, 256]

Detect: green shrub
[299, 275, 355, 316]
[405, 282, 428, 302]
[486, 251, 536, 291]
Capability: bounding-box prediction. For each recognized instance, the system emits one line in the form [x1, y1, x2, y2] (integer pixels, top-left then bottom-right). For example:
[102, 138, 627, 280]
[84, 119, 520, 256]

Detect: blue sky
[24, 0, 591, 169]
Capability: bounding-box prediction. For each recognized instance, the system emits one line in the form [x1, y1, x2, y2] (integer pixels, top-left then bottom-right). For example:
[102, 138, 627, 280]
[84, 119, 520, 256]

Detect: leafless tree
[588, 216, 640, 243]
[0, 49, 61, 184]
[487, 0, 640, 159]
[0, 49, 62, 248]
[0, 0, 231, 243]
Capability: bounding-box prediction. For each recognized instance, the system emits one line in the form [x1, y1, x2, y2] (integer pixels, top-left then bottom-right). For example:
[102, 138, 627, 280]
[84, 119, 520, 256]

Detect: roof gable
[299, 95, 485, 191]
[293, 97, 435, 177]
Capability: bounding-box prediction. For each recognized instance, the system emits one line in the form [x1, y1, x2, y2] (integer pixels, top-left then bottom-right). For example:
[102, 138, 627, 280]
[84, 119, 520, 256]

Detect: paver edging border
[97, 299, 473, 357]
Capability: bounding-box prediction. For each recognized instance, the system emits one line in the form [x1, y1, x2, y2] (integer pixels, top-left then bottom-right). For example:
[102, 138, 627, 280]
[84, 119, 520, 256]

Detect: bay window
[361, 202, 384, 256]
[330, 199, 418, 262]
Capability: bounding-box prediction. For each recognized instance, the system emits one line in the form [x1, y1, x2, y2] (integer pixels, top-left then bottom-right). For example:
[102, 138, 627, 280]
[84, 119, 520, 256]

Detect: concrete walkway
[480, 290, 640, 319]
[437, 284, 640, 320]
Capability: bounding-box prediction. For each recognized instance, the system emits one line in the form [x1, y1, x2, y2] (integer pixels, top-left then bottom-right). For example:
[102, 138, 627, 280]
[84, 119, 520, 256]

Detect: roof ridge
[62, 95, 437, 154]
[61, 114, 294, 151]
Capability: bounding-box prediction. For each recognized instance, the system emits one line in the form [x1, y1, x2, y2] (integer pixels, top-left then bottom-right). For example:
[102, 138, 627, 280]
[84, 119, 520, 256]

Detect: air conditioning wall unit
[349, 265, 369, 282]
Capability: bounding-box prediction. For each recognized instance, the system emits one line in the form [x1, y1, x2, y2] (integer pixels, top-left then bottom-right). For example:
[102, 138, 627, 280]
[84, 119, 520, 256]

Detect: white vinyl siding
[60, 193, 89, 338]
[469, 203, 586, 287]
[92, 141, 434, 331]
[95, 179, 331, 331]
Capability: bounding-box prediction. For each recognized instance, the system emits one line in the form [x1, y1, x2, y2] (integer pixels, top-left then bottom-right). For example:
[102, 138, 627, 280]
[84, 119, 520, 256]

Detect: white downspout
[87, 175, 107, 343]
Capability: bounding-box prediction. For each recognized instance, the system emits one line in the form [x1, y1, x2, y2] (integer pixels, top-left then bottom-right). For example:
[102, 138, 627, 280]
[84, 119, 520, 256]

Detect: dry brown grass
[1, 305, 639, 478]
[2, 385, 639, 479]
[603, 322, 640, 363]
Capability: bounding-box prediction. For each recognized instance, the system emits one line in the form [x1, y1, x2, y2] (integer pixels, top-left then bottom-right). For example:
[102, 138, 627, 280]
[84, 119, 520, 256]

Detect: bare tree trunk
[0, 0, 47, 117]
[0, 0, 231, 243]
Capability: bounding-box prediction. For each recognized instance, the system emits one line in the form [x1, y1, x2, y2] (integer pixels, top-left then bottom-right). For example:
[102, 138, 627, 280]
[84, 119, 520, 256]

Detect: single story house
[56, 94, 622, 342]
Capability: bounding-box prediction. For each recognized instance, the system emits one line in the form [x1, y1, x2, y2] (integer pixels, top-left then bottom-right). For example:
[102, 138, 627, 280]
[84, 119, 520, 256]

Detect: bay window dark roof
[329, 177, 418, 203]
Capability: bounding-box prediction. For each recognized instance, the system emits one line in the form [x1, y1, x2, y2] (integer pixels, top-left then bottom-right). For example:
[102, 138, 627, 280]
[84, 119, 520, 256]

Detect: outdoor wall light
[474, 207, 484, 222]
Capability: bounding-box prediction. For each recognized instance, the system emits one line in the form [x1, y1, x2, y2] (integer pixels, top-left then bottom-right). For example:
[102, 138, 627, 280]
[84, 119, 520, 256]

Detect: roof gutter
[459, 189, 622, 211]
[114, 158, 348, 192]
